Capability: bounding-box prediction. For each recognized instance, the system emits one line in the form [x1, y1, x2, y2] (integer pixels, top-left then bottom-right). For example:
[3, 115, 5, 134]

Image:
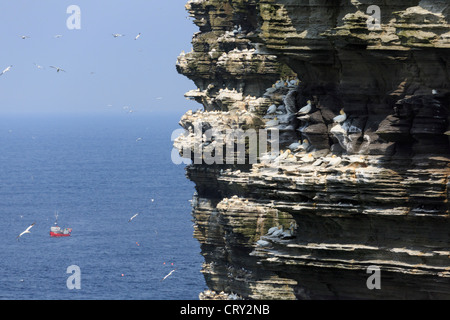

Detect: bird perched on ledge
[333, 109, 347, 123]
[297, 100, 312, 115]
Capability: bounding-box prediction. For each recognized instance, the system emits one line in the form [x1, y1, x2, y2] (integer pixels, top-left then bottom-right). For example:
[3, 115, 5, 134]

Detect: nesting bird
[333, 109, 347, 123]
[288, 140, 302, 151]
[297, 100, 312, 115]
[266, 104, 277, 115]
[301, 153, 315, 163]
[325, 155, 342, 167]
[265, 117, 279, 127]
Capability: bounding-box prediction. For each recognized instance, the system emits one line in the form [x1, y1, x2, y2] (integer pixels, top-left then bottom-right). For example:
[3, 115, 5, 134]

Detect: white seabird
[128, 213, 139, 223]
[256, 239, 270, 247]
[311, 158, 323, 166]
[19, 35, 30, 39]
[161, 269, 177, 281]
[112, 33, 125, 38]
[266, 104, 277, 115]
[326, 155, 342, 167]
[333, 109, 347, 123]
[274, 150, 291, 162]
[17, 222, 35, 240]
[267, 226, 280, 235]
[265, 117, 279, 127]
[288, 140, 302, 151]
[0, 65, 13, 76]
[134, 33, 142, 40]
[34, 63, 44, 69]
[301, 153, 315, 163]
[50, 66, 66, 73]
[297, 100, 312, 115]
[264, 87, 277, 95]
[271, 226, 284, 237]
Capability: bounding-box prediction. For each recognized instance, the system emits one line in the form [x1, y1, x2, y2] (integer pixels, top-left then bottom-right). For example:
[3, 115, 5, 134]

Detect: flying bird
[128, 213, 140, 223]
[53, 35, 63, 38]
[161, 269, 177, 281]
[134, 33, 141, 40]
[112, 33, 125, 38]
[50, 66, 66, 73]
[19, 35, 30, 39]
[0, 65, 12, 76]
[17, 222, 35, 240]
[34, 63, 44, 69]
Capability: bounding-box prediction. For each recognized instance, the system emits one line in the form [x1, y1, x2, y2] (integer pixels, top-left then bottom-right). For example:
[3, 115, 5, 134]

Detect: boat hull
[50, 231, 71, 237]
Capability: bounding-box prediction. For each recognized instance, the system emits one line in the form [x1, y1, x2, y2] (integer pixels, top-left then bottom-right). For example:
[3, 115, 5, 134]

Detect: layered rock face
[175, 0, 450, 299]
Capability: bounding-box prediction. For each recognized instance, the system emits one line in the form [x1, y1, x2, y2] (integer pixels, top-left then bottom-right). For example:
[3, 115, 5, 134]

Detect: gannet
[19, 35, 30, 39]
[17, 222, 35, 240]
[297, 100, 312, 115]
[265, 87, 277, 95]
[274, 150, 291, 162]
[267, 226, 280, 235]
[333, 109, 347, 123]
[0, 65, 13, 76]
[128, 213, 139, 223]
[289, 79, 300, 87]
[49, 66, 66, 73]
[275, 80, 284, 89]
[265, 117, 279, 127]
[134, 33, 142, 40]
[266, 104, 277, 115]
[326, 155, 342, 167]
[301, 153, 315, 163]
[311, 158, 323, 166]
[112, 33, 125, 38]
[348, 155, 366, 164]
[288, 140, 302, 151]
[54, 35, 63, 38]
[271, 226, 284, 237]
[256, 240, 270, 247]
[161, 269, 177, 281]
[297, 114, 310, 121]
[299, 139, 310, 151]
[34, 63, 44, 69]
[432, 89, 438, 95]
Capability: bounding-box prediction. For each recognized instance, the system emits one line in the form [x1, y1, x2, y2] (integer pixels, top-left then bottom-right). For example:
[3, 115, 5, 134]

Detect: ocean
[0, 111, 206, 300]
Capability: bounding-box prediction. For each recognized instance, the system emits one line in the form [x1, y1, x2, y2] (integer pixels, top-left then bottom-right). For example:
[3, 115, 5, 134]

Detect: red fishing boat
[50, 213, 72, 237]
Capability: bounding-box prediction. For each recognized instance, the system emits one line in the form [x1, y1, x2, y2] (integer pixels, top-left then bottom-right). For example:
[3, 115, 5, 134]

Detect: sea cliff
[175, 0, 450, 299]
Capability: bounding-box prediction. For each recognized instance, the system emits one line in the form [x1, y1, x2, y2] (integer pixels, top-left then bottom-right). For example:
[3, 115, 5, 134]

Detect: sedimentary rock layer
[175, 0, 450, 299]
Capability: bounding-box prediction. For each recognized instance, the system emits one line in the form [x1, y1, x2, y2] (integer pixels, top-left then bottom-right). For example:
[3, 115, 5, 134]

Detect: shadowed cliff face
[175, 0, 450, 299]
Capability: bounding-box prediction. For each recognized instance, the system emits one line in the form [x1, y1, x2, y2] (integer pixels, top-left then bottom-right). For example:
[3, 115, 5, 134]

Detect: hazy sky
[0, 0, 199, 115]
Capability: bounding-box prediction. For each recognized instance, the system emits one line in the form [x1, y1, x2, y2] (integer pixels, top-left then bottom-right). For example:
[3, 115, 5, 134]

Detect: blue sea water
[0, 111, 206, 300]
